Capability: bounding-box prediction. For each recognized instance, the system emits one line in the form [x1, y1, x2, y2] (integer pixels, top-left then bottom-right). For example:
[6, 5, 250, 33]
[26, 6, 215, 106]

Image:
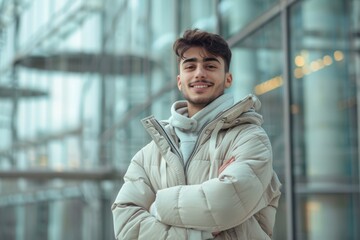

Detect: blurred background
[0, 0, 359, 239]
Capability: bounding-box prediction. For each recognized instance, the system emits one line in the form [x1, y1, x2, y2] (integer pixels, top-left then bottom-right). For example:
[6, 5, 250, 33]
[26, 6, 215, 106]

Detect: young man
[112, 29, 281, 240]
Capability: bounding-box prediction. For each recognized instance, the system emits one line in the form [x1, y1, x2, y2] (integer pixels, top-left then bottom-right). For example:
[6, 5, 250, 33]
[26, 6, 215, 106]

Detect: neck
[187, 104, 206, 117]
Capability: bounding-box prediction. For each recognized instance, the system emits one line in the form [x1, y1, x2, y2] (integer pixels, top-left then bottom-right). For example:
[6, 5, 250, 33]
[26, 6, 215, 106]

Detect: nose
[195, 66, 206, 79]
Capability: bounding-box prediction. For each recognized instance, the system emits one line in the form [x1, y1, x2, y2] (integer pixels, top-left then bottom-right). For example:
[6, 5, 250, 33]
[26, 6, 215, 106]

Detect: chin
[188, 96, 215, 106]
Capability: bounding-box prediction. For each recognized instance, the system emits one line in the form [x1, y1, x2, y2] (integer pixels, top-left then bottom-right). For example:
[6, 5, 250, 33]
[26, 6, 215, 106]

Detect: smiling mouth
[189, 81, 213, 88]
[193, 85, 208, 88]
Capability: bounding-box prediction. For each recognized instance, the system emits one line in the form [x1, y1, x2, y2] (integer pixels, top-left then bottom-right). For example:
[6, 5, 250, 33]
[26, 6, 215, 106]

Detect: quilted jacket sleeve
[154, 125, 279, 232]
[111, 150, 190, 240]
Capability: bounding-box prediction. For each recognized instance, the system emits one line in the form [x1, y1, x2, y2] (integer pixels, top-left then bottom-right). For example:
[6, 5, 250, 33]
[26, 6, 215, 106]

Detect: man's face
[177, 47, 232, 116]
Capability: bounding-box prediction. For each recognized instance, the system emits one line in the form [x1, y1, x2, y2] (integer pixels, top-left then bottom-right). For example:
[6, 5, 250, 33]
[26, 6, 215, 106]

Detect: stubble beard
[182, 87, 225, 109]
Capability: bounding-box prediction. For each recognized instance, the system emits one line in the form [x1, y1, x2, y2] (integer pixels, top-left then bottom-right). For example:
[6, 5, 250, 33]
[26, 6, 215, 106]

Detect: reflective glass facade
[0, 0, 358, 239]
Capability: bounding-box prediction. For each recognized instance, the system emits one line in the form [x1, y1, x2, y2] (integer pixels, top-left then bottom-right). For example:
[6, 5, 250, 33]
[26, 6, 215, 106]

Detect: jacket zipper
[184, 115, 227, 172]
[150, 118, 189, 184]
[149, 118, 184, 166]
[146, 97, 253, 182]
[186, 102, 240, 164]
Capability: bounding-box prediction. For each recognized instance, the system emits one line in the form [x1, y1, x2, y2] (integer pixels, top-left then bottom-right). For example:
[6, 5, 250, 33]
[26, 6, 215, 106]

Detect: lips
[189, 81, 213, 88]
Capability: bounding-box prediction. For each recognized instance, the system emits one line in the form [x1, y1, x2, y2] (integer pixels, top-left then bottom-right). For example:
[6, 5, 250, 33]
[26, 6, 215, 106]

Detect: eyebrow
[181, 57, 220, 65]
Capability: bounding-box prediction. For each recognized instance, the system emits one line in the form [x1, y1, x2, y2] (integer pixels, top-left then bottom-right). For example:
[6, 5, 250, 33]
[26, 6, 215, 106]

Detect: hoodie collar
[169, 93, 234, 132]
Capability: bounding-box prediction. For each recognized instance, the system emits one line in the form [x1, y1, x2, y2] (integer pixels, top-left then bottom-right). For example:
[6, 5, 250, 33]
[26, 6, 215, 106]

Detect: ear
[225, 73, 233, 88]
[177, 75, 182, 90]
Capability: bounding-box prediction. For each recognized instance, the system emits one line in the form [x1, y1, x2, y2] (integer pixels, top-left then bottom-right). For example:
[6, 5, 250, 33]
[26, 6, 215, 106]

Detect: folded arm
[111, 151, 213, 240]
[153, 127, 275, 232]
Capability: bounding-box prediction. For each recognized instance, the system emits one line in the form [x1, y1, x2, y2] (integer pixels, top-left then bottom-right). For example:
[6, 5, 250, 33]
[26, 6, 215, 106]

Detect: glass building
[0, 0, 359, 239]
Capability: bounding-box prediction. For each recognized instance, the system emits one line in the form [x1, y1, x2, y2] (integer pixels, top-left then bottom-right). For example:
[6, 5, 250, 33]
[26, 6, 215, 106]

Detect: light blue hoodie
[169, 93, 234, 165]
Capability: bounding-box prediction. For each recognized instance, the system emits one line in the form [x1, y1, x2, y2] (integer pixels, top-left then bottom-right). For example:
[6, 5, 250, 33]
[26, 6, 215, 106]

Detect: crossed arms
[112, 127, 274, 239]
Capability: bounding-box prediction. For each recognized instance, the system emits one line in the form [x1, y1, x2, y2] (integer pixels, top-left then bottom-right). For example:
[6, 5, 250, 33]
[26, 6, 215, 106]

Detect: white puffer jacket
[112, 94, 282, 240]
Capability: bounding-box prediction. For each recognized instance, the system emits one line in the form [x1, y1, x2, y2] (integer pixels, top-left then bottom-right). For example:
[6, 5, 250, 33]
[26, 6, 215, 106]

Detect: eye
[184, 65, 195, 70]
[206, 64, 217, 69]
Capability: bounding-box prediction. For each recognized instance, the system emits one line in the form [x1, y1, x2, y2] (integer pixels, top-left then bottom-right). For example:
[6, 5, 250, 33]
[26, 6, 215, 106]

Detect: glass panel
[0, 0, 177, 239]
[230, 16, 286, 239]
[179, 0, 218, 32]
[290, 0, 359, 239]
[219, 0, 279, 38]
[0, 179, 110, 240]
[173, 0, 220, 121]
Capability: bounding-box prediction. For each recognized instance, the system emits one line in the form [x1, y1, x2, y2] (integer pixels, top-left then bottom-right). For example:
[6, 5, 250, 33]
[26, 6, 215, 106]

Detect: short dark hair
[173, 29, 232, 72]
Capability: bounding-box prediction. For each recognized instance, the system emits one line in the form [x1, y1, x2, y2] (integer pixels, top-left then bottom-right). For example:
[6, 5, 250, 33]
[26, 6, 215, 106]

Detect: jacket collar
[169, 93, 234, 132]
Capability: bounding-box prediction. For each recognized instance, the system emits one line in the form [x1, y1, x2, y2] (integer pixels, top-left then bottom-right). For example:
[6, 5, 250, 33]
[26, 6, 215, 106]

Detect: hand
[218, 156, 235, 174]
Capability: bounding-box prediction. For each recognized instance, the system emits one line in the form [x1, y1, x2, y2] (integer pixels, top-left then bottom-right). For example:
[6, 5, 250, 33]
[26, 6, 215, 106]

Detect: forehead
[181, 47, 223, 63]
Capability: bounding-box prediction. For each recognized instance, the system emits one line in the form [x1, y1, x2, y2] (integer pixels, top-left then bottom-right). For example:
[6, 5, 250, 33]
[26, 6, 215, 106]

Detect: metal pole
[281, 1, 296, 239]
